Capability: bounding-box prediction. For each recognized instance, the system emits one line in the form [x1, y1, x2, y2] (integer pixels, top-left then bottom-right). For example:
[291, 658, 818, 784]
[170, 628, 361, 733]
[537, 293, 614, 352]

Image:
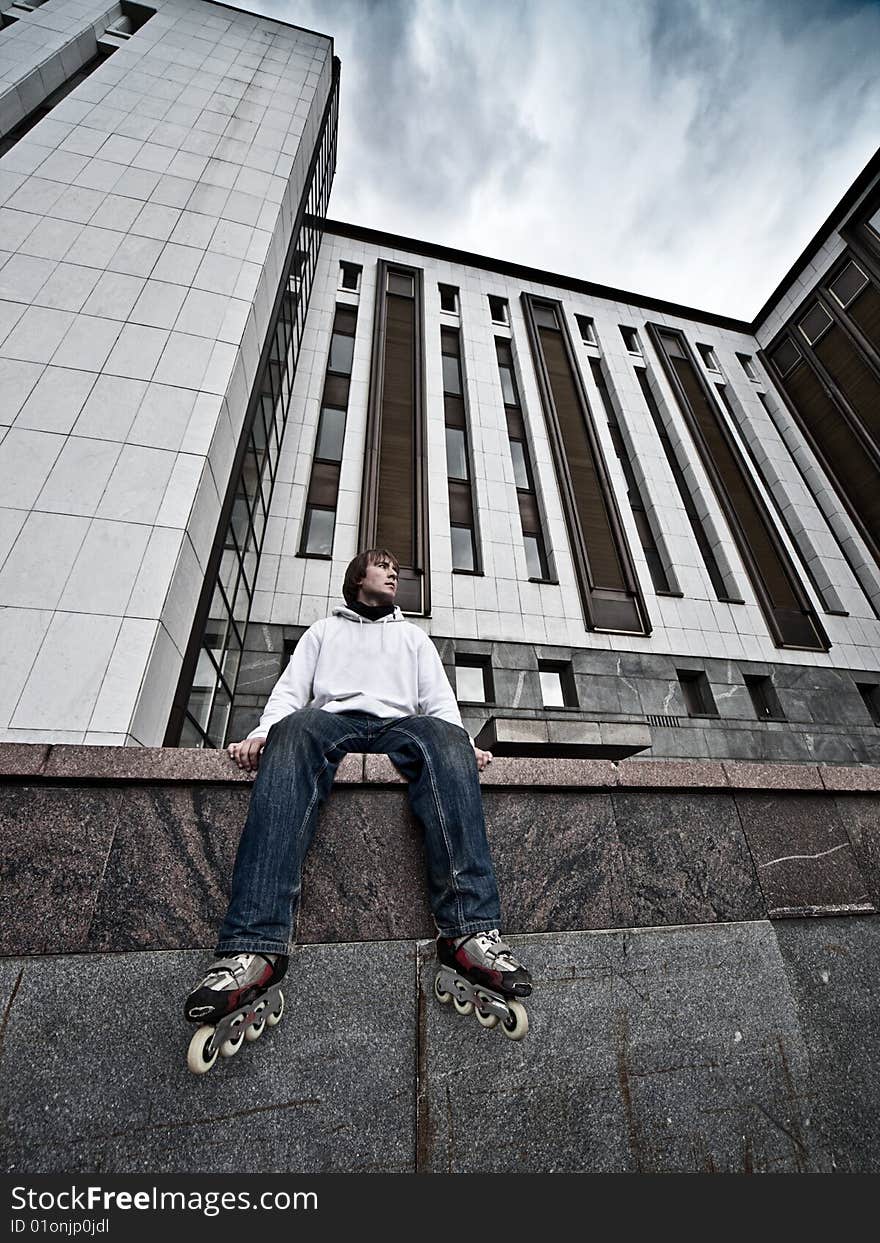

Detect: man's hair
[342, 548, 400, 607]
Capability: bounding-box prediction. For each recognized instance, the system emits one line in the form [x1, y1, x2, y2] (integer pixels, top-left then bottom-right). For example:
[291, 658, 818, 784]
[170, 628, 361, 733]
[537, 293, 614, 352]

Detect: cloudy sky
[249, 0, 880, 319]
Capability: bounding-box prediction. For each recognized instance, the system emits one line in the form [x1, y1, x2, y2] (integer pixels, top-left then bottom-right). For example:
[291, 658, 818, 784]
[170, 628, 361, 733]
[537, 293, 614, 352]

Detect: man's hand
[227, 737, 266, 772]
[473, 745, 493, 772]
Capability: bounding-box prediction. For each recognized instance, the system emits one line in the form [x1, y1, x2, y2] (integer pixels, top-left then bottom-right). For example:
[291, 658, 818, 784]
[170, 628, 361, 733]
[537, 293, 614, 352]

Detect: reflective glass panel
[510, 440, 529, 489]
[455, 663, 486, 702]
[451, 525, 475, 571]
[305, 507, 335, 555]
[445, 427, 468, 480]
[328, 332, 354, 374]
[316, 406, 346, 461]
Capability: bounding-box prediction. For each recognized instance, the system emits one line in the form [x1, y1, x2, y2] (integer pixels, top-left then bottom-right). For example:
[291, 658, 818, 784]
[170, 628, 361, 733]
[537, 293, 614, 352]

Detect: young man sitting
[185, 548, 532, 1033]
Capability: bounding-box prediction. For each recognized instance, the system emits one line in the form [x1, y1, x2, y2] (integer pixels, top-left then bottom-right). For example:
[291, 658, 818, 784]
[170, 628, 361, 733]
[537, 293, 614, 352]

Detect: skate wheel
[266, 990, 284, 1027]
[434, 973, 452, 1004]
[501, 999, 528, 1041]
[220, 1027, 244, 1057]
[476, 1007, 499, 1029]
[245, 1016, 266, 1042]
[187, 1025, 219, 1074]
[452, 996, 474, 1016]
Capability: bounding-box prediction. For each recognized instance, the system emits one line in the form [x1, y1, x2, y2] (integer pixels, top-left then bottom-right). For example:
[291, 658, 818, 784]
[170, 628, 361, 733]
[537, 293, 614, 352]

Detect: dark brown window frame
[649, 323, 829, 651]
[760, 247, 880, 571]
[360, 258, 430, 615]
[441, 325, 482, 575]
[522, 293, 651, 635]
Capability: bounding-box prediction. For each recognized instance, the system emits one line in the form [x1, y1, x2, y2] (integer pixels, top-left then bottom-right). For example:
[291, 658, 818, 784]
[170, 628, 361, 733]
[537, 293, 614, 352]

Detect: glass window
[770, 336, 801, 377]
[499, 363, 517, 406]
[316, 406, 346, 461]
[442, 352, 461, 395]
[488, 295, 509, 324]
[744, 674, 784, 721]
[532, 303, 557, 330]
[388, 270, 414, 296]
[455, 660, 489, 702]
[439, 284, 458, 313]
[867, 206, 880, 240]
[737, 353, 759, 381]
[677, 670, 717, 717]
[524, 534, 546, 579]
[798, 302, 833, 346]
[576, 315, 596, 345]
[621, 326, 642, 354]
[510, 439, 530, 490]
[828, 261, 868, 309]
[539, 669, 565, 707]
[857, 682, 880, 725]
[304, 506, 335, 555]
[451, 524, 475, 571]
[339, 261, 361, 291]
[697, 343, 721, 372]
[328, 331, 354, 374]
[445, 426, 468, 480]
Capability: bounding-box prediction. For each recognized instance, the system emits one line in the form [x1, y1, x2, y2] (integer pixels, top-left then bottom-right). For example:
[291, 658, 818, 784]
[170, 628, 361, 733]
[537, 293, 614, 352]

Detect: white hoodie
[246, 605, 465, 740]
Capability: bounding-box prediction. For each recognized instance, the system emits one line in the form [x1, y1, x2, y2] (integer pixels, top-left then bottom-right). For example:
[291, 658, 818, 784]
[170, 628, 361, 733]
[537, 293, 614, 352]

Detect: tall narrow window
[678, 670, 717, 717]
[744, 675, 785, 721]
[455, 655, 494, 704]
[338, 262, 361, 292]
[590, 358, 671, 593]
[620, 326, 642, 355]
[439, 284, 459, 314]
[495, 337, 551, 580]
[576, 315, 597, 346]
[715, 383, 835, 614]
[489, 296, 509, 325]
[300, 304, 357, 558]
[635, 368, 733, 601]
[441, 328, 479, 572]
[737, 353, 760, 382]
[650, 325, 828, 650]
[361, 261, 428, 613]
[538, 660, 578, 708]
[523, 295, 650, 633]
[857, 682, 880, 726]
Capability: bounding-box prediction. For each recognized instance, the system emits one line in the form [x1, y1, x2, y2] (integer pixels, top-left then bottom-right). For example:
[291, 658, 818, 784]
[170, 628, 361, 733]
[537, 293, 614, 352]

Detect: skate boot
[184, 952, 288, 1074]
[434, 930, 531, 1040]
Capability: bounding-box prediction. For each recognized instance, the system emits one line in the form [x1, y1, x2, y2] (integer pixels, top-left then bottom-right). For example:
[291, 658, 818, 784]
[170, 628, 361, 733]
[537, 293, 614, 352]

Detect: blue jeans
[216, 709, 501, 955]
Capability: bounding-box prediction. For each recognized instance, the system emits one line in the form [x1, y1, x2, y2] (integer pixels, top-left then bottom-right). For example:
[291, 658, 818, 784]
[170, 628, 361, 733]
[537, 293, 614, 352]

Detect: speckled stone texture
[834, 796, 880, 907]
[0, 945, 416, 1175]
[0, 786, 120, 954]
[774, 916, 880, 1172]
[610, 792, 765, 926]
[735, 794, 874, 916]
[418, 924, 831, 1172]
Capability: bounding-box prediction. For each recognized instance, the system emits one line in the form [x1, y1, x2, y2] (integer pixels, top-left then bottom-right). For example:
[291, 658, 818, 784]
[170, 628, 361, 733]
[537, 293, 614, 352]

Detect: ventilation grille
[646, 714, 683, 728]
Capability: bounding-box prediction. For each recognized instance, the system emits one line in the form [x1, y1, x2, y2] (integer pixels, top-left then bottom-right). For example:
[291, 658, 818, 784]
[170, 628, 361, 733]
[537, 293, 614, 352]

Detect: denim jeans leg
[378, 716, 501, 937]
[216, 708, 370, 956]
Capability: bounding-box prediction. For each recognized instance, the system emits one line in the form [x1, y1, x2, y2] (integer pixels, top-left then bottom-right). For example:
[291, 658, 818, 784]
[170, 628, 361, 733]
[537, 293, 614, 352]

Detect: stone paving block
[611, 792, 764, 925]
[418, 924, 831, 1172]
[735, 794, 875, 917]
[774, 916, 880, 1172]
[0, 786, 120, 954]
[0, 945, 416, 1174]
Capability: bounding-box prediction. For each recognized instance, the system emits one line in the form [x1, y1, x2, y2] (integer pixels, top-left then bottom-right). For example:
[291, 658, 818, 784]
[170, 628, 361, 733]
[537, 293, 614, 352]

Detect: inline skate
[184, 952, 287, 1074]
[434, 930, 531, 1040]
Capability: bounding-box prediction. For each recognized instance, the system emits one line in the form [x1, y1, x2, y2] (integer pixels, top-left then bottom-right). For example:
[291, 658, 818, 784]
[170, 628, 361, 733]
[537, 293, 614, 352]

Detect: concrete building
[1, 0, 878, 1176]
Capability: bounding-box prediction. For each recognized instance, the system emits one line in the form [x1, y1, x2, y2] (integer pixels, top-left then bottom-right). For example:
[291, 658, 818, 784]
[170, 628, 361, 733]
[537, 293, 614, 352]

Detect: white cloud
[254, 0, 880, 318]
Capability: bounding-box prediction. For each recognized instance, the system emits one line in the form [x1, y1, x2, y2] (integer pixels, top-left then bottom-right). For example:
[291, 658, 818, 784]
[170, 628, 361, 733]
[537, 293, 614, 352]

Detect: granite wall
[1, 744, 877, 1173]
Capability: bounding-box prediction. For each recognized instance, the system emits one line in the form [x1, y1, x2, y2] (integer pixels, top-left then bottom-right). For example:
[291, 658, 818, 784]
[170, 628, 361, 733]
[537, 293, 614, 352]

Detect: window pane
[499, 364, 517, 406]
[829, 261, 868, 308]
[451, 524, 475, 570]
[455, 663, 486, 702]
[441, 352, 461, 395]
[446, 426, 468, 480]
[539, 670, 565, 707]
[532, 304, 556, 330]
[439, 284, 458, 312]
[328, 331, 354, 374]
[316, 406, 346, 461]
[388, 271, 413, 296]
[510, 439, 529, 489]
[305, 506, 335, 555]
[489, 296, 508, 323]
[524, 535, 544, 579]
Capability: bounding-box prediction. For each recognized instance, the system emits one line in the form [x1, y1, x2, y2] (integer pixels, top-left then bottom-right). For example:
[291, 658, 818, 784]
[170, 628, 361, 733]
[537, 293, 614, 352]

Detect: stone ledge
[0, 743, 877, 793]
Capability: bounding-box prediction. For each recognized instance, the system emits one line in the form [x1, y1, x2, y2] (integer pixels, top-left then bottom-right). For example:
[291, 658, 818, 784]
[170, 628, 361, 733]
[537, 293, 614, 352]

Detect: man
[185, 548, 531, 1038]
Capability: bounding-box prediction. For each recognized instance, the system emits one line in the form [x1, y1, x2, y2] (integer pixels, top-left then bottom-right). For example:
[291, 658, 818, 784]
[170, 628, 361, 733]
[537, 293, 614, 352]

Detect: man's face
[356, 556, 399, 605]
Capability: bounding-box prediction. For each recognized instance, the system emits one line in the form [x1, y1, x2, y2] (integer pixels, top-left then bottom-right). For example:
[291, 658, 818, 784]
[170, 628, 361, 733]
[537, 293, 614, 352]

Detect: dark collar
[349, 601, 396, 621]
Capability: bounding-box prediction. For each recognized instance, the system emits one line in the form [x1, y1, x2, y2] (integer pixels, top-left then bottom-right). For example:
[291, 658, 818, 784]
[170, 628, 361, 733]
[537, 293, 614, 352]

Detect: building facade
[2, 0, 880, 769]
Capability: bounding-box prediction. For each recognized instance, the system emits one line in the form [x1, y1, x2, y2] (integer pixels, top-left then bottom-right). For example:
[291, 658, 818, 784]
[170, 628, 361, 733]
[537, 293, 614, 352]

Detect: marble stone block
[611, 792, 765, 926]
[735, 793, 875, 917]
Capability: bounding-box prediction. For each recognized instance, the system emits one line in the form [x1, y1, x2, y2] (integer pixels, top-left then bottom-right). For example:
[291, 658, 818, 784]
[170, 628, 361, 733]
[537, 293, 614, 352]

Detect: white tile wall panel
[0, 0, 333, 746]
